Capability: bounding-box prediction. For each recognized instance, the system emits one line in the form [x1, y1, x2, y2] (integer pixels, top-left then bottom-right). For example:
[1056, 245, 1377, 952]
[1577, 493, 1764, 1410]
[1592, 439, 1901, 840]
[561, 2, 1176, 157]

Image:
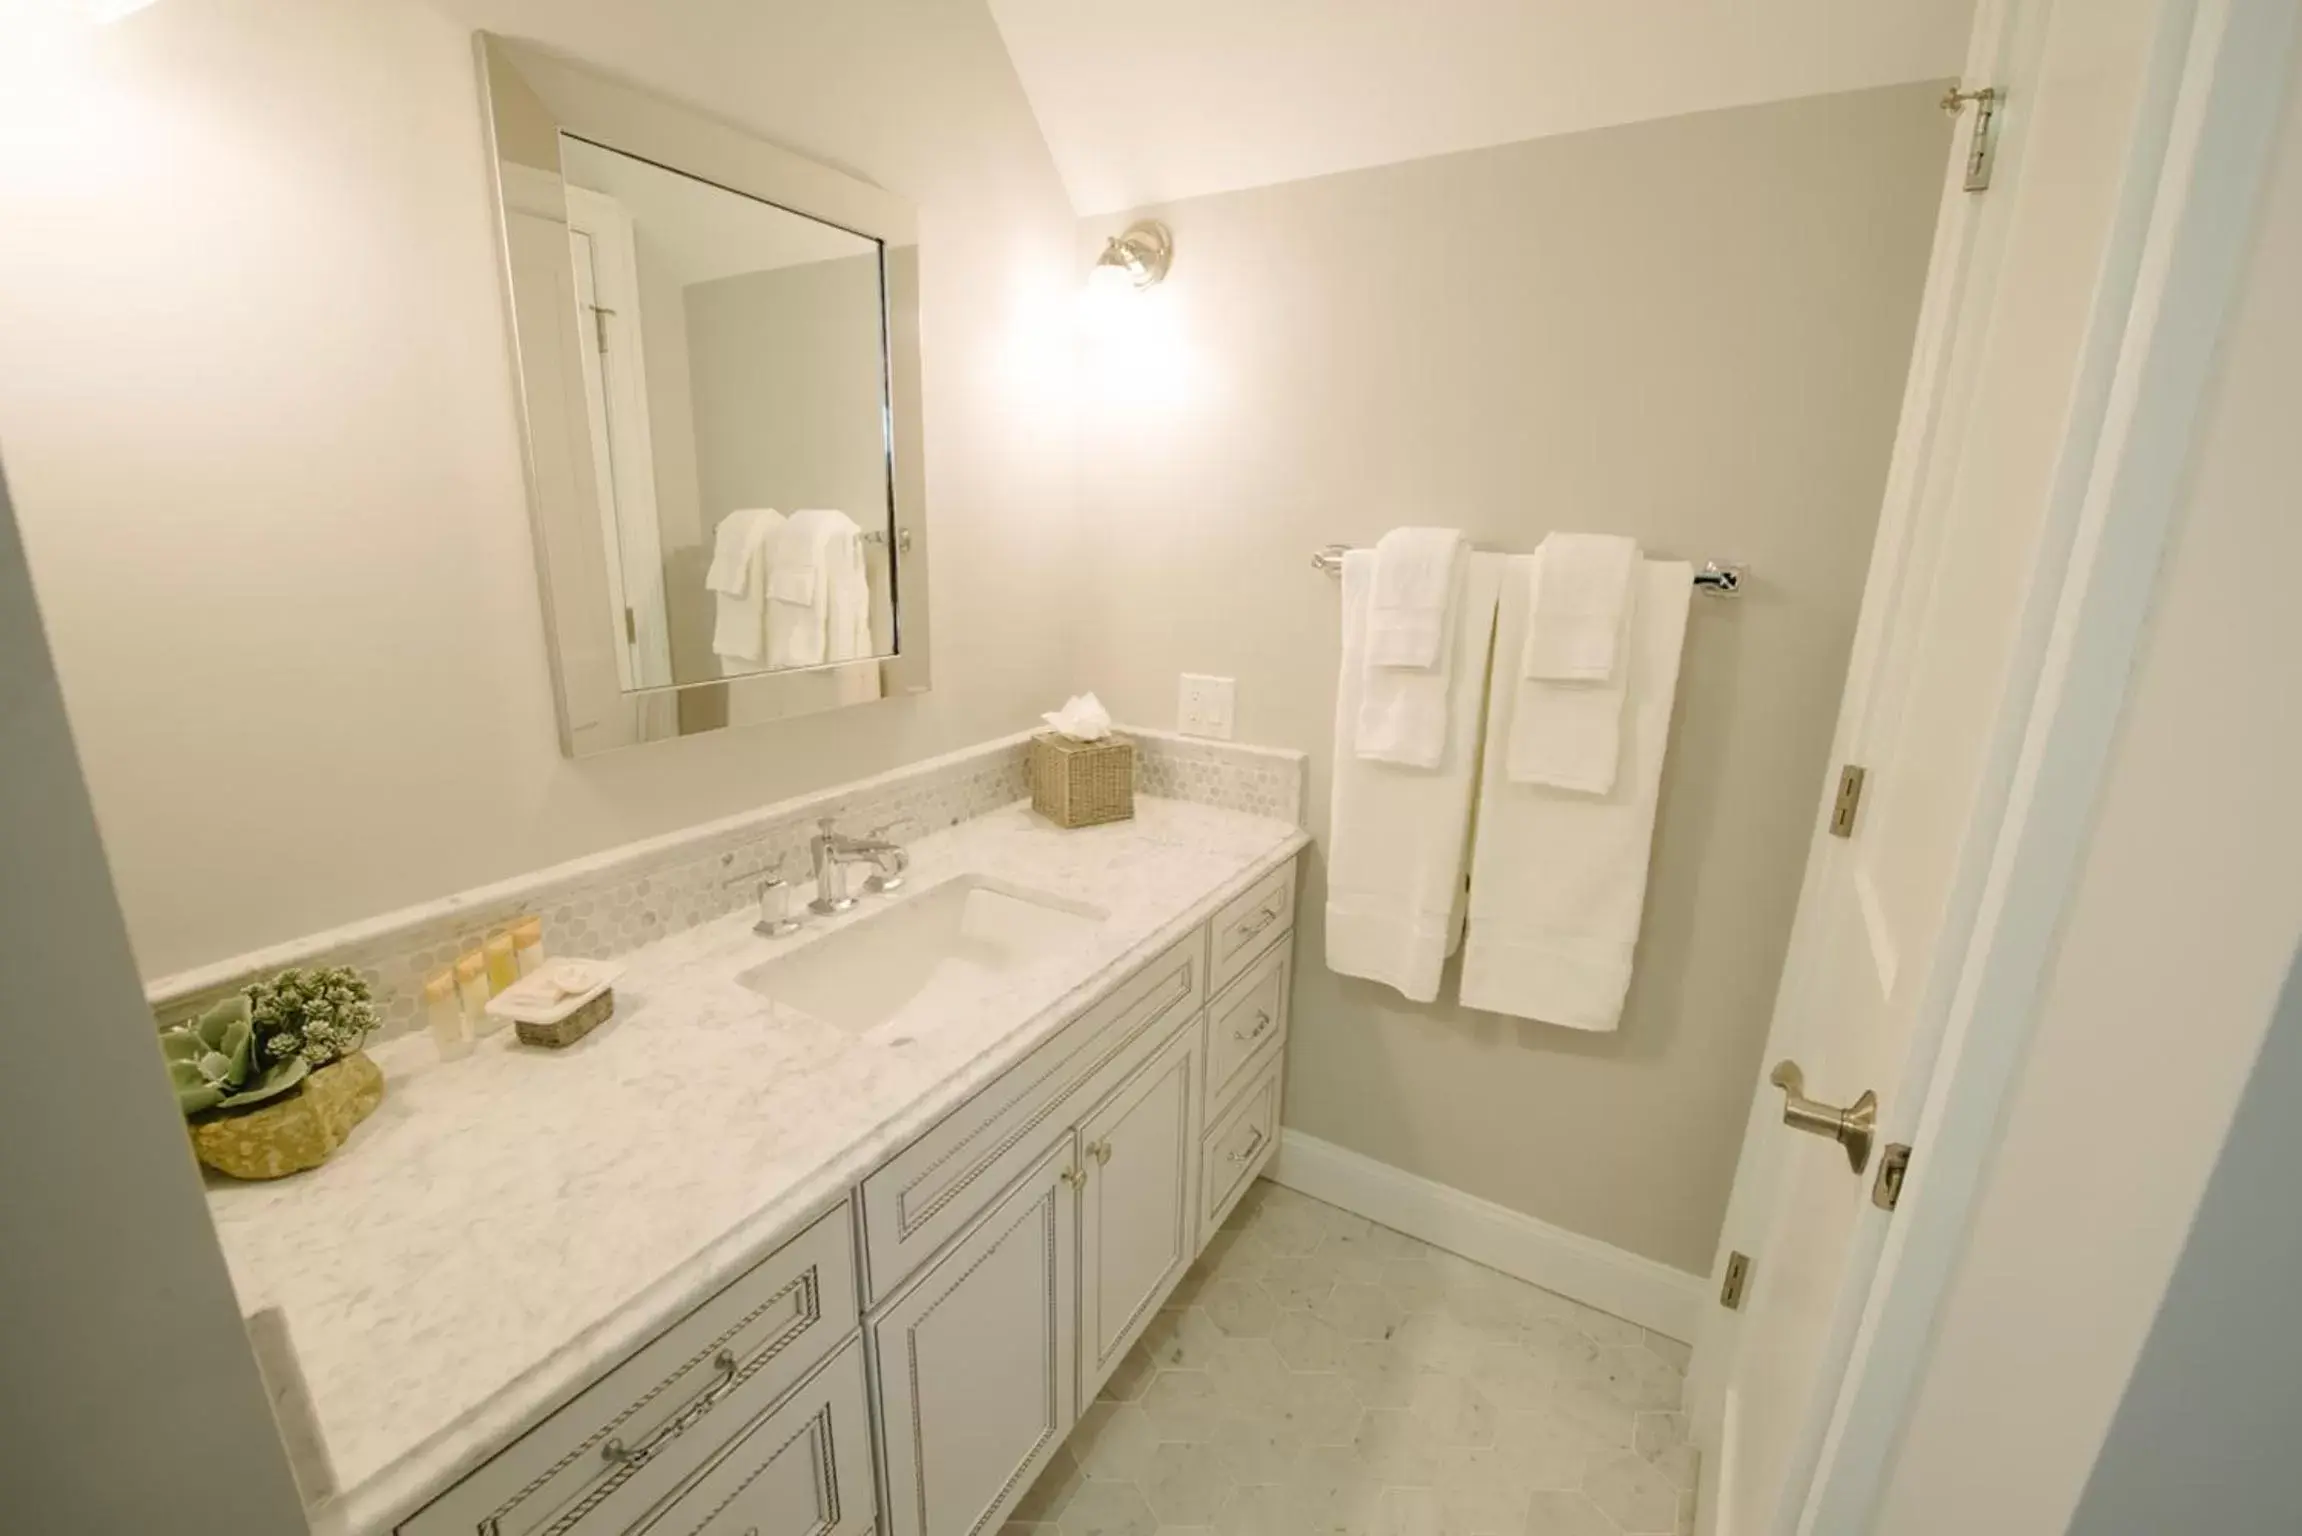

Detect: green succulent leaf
[213, 1053, 310, 1111]
[168, 1057, 225, 1116]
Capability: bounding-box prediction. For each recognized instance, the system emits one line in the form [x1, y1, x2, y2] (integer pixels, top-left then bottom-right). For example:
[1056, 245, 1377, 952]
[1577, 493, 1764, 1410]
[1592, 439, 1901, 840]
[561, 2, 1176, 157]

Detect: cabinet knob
[1089, 1139, 1113, 1165]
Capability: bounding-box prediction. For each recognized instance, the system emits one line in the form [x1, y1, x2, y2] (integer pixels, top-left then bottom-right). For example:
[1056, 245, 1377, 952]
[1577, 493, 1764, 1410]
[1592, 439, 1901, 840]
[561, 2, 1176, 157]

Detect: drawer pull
[1088, 1139, 1113, 1166]
[1235, 906, 1280, 941]
[1226, 1126, 1267, 1166]
[599, 1348, 740, 1471]
[1233, 1010, 1273, 1045]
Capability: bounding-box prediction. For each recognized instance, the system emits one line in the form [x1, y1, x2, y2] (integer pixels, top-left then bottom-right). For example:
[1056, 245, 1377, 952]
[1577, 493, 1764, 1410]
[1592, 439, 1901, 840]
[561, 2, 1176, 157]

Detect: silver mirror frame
[475, 33, 929, 758]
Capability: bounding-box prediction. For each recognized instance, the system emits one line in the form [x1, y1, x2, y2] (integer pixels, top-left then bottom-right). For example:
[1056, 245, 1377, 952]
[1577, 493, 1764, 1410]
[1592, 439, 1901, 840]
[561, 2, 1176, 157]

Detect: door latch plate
[1719, 1250, 1753, 1311]
[1873, 1143, 1913, 1211]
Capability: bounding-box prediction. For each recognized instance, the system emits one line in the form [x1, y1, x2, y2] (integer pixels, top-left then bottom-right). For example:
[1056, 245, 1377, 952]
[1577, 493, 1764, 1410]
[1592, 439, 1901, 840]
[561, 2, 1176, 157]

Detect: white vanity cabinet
[1077, 1022, 1202, 1399]
[399, 853, 1298, 1536]
[869, 1134, 1080, 1536]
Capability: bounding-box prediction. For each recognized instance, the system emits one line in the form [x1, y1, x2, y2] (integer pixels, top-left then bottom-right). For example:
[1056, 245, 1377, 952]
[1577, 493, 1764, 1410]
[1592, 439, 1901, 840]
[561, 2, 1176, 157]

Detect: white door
[872, 1133, 1081, 1536]
[1691, 0, 2198, 1530]
[565, 186, 674, 691]
[1077, 1022, 1201, 1399]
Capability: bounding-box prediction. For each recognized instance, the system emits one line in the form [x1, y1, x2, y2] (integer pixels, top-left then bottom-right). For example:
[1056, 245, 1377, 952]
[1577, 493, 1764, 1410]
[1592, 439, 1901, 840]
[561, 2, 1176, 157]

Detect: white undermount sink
[735, 875, 1107, 1036]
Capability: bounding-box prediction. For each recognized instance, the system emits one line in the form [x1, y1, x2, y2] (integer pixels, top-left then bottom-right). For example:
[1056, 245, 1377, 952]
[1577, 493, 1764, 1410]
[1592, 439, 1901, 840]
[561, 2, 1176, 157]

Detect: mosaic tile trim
[1128, 728, 1305, 827]
[146, 726, 1304, 1042]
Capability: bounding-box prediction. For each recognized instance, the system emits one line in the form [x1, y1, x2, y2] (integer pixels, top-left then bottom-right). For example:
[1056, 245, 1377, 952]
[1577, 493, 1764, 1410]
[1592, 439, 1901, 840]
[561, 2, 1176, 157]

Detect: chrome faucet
[809, 819, 909, 915]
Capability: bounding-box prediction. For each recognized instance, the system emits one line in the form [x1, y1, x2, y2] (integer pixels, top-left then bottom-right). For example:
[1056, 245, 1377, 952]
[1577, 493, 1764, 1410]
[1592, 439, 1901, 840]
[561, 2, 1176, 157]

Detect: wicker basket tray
[1030, 732, 1135, 828]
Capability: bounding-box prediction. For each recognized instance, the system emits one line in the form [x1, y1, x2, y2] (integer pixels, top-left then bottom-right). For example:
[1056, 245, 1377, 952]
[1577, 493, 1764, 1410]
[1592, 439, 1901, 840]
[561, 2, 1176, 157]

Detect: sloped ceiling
[989, 0, 1974, 214]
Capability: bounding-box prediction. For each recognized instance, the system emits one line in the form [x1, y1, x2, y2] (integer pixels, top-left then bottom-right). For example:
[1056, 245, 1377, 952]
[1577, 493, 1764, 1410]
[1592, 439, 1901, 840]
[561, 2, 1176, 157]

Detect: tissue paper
[1041, 693, 1113, 742]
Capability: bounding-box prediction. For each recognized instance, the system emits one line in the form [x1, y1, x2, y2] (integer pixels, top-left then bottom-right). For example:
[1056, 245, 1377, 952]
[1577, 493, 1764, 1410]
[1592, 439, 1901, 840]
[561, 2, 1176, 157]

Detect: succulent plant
[244, 966, 377, 1070]
[161, 996, 310, 1118]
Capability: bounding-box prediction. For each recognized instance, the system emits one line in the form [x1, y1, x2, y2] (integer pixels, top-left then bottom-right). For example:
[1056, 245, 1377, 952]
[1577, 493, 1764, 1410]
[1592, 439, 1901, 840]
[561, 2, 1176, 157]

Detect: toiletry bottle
[483, 931, 519, 994]
[456, 952, 498, 1036]
[424, 971, 471, 1062]
[511, 915, 545, 977]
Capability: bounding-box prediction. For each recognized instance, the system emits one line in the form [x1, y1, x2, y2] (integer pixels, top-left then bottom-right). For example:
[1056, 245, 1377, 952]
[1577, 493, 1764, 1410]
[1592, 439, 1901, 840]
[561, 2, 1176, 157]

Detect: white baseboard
[1268, 1129, 1708, 1342]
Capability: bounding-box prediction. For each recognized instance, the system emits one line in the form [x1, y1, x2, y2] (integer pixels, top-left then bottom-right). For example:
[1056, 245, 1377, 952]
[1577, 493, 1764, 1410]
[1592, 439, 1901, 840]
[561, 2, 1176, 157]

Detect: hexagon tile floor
[1006, 1180, 1697, 1536]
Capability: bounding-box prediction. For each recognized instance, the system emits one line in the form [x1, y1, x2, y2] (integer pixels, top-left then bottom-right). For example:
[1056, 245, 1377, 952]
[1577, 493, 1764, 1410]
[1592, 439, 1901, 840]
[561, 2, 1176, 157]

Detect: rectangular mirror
[477, 34, 929, 756]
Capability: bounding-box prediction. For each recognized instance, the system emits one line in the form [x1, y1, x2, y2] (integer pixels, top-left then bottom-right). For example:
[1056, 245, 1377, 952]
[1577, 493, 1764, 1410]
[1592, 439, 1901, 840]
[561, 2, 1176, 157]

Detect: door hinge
[623, 606, 637, 645]
[1829, 764, 1868, 838]
[1943, 85, 2003, 192]
[1719, 1250, 1753, 1311]
[591, 303, 614, 352]
[1873, 1143, 1914, 1211]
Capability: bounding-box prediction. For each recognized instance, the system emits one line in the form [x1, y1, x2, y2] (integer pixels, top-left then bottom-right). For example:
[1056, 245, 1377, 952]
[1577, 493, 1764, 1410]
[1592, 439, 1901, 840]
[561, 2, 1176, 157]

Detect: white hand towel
[708, 508, 783, 663]
[767, 509, 867, 668]
[1367, 527, 1468, 669]
[1356, 549, 1471, 768]
[823, 524, 874, 662]
[1460, 557, 1691, 1031]
[1506, 540, 1643, 793]
[1521, 532, 1639, 681]
[1326, 550, 1502, 1004]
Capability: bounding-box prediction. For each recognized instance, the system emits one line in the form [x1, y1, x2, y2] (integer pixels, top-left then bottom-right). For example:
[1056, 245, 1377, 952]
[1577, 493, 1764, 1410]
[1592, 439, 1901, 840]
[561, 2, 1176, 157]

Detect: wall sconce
[1089, 221, 1173, 297]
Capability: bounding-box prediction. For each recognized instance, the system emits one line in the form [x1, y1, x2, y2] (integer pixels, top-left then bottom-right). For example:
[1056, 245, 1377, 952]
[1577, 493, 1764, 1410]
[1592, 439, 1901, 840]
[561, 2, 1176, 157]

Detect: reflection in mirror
[478, 33, 927, 757]
[556, 137, 897, 693]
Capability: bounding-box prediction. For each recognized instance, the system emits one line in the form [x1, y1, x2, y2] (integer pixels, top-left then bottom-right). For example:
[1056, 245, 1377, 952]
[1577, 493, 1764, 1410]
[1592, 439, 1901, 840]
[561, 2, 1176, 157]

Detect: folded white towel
[767, 509, 870, 668]
[1326, 551, 1502, 1004]
[708, 508, 784, 664]
[1460, 557, 1691, 1031]
[1356, 551, 1471, 767]
[1507, 540, 1643, 793]
[1521, 532, 1640, 681]
[1367, 527, 1468, 669]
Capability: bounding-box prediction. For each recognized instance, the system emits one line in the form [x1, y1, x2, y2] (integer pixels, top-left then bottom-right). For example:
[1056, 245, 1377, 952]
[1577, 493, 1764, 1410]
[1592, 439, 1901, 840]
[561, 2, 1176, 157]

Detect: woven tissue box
[1030, 732, 1134, 828]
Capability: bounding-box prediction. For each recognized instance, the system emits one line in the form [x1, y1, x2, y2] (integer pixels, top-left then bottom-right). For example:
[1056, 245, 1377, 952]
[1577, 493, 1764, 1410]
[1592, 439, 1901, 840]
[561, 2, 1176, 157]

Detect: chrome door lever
[1769, 1061, 1878, 1176]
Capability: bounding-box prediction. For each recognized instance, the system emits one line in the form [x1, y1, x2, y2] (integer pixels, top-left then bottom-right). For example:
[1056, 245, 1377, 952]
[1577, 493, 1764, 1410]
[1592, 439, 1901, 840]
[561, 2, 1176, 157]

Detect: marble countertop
[205, 796, 1308, 1536]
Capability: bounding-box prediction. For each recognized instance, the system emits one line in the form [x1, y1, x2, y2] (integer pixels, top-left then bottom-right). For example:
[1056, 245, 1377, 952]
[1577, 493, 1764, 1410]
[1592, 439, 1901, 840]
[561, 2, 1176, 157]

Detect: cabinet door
[1077, 1021, 1201, 1400]
[872, 1133, 1080, 1536]
[636, 1340, 874, 1536]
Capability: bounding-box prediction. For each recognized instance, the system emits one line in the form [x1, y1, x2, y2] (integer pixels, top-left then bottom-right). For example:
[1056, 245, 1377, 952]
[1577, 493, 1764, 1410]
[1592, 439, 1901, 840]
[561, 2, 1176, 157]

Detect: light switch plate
[1178, 674, 1236, 740]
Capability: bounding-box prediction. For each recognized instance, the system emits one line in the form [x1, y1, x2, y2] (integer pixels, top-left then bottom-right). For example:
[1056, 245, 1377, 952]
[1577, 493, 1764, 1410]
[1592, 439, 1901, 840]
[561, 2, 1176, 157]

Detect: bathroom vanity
[199, 778, 1306, 1536]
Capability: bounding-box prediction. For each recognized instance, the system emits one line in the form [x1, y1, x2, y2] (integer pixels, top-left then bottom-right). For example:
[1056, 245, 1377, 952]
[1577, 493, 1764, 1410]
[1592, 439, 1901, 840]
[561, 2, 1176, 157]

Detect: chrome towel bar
[1309, 543, 1744, 596]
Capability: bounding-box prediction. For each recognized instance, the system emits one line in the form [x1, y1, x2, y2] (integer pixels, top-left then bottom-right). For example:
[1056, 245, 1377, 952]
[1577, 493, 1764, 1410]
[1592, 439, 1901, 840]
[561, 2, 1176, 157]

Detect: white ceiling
[562, 136, 875, 286]
[988, 0, 1974, 215]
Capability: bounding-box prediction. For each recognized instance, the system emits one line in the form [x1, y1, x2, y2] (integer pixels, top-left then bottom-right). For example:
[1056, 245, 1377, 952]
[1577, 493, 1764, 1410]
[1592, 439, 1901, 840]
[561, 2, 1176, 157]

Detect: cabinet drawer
[1201, 1052, 1282, 1234]
[860, 931, 1203, 1301]
[1205, 943, 1289, 1119]
[634, 1340, 874, 1536]
[402, 1202, 858, 1536]
[1209, 860, 1296, 996]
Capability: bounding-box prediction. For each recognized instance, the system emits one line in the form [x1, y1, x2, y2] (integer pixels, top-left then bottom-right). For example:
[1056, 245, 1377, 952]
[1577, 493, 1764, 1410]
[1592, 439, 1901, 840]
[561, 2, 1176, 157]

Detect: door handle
[1769, 1061, 1878, 1175]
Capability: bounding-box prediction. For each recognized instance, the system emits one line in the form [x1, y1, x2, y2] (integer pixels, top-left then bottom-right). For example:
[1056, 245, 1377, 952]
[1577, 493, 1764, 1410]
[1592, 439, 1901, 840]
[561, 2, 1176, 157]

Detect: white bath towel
[1367, 527, 1468, 669]
[766, 509, 872, 668]
[1507, 537, 1643, 793]
[1356, 549, 1472, 768]
[1326, 550, 1503, 1004]
[707, 507, 783, 664]
[1461, 556, 1691, 1031]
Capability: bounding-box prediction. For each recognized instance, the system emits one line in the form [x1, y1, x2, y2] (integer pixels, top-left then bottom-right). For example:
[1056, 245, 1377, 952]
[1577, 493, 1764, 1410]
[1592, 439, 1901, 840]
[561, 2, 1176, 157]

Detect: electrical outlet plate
[1178, 674, 1236, 740]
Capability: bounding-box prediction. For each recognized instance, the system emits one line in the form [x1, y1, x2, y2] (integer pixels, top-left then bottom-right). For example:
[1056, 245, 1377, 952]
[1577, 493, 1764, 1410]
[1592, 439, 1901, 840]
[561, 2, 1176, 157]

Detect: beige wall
[1076, 85, 1949, 1272]
[685, 254, 890, 539]
[1874, 53, 2302, 1534]
[0, 0, 1083, 978]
